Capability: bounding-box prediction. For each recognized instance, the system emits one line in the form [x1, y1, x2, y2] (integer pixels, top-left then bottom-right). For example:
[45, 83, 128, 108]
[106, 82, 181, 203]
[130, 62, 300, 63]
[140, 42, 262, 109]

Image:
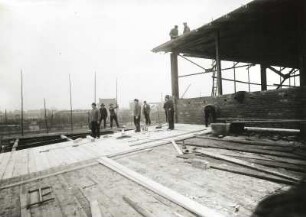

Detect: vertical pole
[5, 109, 7, 125]
[44, 98, 48, 133]
[170, 53, 179, 99]
[170, 52, 179, 123]
[215, 31, 223, 95]
[233, 62, 237, 93]
[94, 71, 96, 104]
[247, 67, 251, 92]
[20, 70, 24, 136]
[294, 71, 296, 86]
[69, 74, 73, 132]
[116, 78, 118, 105]
[260, 64, 267, 91]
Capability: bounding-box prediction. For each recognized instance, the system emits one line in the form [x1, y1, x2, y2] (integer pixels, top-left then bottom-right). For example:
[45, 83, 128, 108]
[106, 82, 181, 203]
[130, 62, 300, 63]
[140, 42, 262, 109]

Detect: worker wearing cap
[164, 95, 175, 130]
[169, 25, 179, 39]
[183, 22, 190, 34]
[133, 99, 141, 132]
[90, 103, 99, 138]
[99, 103, 108, 129]
[109, 103, 119, 128]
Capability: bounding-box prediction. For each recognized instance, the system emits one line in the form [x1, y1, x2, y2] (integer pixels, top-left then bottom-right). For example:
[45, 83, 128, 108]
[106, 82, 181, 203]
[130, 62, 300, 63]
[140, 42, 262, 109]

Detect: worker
[90, 103, 99, 138]
[164, 95, 175, 130]
[169, 25, 179, 39]
[143, 101, 151, 126]
[183, 22, 190, 34]
[99, 103, 108, 129]
[109, 103, 119, 128]
[133, 99, 141, 132]
[204, 105, 216, 127]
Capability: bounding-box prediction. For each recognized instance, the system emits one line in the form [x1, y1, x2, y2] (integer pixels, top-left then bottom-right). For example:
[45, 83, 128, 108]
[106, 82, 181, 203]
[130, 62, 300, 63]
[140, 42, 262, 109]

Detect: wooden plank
[224, 154, 306, 173]
[195, 135, 299, 148]
[0, 161, 98, 190]
[20, 185, 31, 217]
[170, 139, 183, 155]
[90, 200, 103, 217]
[28, 148, 38, 174]
[2, 151, 17, 180]
[122, 196, 156, 217]
[196, 150, 300, 182]
[0, 152, 12, 180]
[97, 157, 226, 217]
[185, 140, 304, 160]
[12, 139, 19, 151]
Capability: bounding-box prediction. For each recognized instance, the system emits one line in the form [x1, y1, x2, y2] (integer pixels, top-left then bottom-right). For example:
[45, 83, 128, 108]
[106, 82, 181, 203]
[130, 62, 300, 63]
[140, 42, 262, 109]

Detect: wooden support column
[298, 1, 306, 87]
[170, 52, 179, 99]
[215, 31, 223, 95]
[260, 64, 267, 91]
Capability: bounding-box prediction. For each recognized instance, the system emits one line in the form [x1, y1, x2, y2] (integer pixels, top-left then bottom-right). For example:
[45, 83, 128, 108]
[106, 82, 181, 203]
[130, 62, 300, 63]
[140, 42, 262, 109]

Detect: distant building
[99, 98, 117, 107]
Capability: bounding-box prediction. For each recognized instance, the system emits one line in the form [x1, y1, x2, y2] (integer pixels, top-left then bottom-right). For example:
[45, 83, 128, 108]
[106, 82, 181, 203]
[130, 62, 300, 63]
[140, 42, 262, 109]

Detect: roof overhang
[152, 0, 303, 69]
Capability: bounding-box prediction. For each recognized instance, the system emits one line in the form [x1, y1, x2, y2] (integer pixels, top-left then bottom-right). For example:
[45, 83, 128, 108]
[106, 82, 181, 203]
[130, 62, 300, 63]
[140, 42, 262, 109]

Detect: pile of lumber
[179, 136, 306, 185]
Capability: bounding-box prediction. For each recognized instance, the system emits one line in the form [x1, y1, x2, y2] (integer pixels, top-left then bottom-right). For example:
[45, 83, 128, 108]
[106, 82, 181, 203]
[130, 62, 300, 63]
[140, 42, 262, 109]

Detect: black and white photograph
[0, 0, 306, 216]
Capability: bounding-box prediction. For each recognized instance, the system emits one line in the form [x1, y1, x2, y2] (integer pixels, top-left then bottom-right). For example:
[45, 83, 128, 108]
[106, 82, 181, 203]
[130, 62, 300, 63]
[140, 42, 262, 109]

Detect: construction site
[1, 0, 306, 216]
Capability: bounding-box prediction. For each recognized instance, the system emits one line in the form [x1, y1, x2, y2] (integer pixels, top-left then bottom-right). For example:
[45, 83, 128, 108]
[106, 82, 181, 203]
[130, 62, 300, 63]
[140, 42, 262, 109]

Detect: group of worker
[169, 22, 190, 39]
[89, 95, 175, 138]
[89, 103, 120, 138]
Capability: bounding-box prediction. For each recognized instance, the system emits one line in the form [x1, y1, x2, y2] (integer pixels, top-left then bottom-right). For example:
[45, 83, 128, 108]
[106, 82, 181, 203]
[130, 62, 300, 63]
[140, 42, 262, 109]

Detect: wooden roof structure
[152, 0, 304, 69]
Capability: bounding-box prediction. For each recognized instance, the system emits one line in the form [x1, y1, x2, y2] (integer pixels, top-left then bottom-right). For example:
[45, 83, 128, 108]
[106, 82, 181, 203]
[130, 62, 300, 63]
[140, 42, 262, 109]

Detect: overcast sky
[0, 0, 265, 111]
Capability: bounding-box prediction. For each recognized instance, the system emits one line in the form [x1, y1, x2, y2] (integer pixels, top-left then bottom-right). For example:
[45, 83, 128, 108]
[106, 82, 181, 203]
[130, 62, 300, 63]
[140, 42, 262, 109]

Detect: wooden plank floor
[116, 144, 286, 217]
[0, 124, 206, 181]
[0, 160, 197, 217]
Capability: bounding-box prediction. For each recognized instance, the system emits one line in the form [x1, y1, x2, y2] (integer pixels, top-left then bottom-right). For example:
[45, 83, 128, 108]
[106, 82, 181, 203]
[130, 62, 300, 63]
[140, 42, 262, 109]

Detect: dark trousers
[100, 117, 107, 129]
[204, 107, 216, 127]
[134, 116, 141, 132]
[167, 110, 174, 130]
[90, 121, 99, 138]
[144, 113, 151, 125]
[110, 115, 119, 128]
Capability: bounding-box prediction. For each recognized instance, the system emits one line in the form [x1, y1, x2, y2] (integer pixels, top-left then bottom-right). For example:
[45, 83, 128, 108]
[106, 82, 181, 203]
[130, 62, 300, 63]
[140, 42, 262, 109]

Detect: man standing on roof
[143, 101, 151, 126]
[99, 103, 108, 129]
[90, 103, 99, 138]
[183, 22, 190, 34]
[109, 103, 119, 128]
[133, 99, 141, 132]
[164, 95, 175, 130]
[169, 25, 179, 39]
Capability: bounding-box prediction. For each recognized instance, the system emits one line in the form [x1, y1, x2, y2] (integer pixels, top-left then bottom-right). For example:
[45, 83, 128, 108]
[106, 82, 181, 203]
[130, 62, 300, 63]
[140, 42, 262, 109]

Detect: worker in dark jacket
[109, 104, 119, 128]
[90, 103, 99, 138]
[204, 105, 216, 127]
[99, 103, 108, 129]
[164, 95, 175, 130]
[143, 101, 151, 126]
[169, 25, 178, 39]
[133, 99, 141, 132]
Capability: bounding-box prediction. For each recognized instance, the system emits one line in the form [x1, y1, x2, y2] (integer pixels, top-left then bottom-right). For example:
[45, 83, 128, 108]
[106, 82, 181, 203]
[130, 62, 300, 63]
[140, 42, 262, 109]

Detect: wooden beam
[123, 196, 156, 217]
[170, 139, 183, 155]
[11, 139, 19, 151]
[215, 31, 223, 95]
[90, 200, 103, 217]
[98, 157, 226, 217]
[170, 53, 179, 99]
[260, 64, 267, 91]
[0, 162, 99, 190]
[195, 150, 300, 182]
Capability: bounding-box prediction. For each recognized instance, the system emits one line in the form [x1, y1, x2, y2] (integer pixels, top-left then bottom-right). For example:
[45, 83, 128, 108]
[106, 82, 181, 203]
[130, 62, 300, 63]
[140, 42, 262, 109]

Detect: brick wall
[176, 87, 306, 126]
